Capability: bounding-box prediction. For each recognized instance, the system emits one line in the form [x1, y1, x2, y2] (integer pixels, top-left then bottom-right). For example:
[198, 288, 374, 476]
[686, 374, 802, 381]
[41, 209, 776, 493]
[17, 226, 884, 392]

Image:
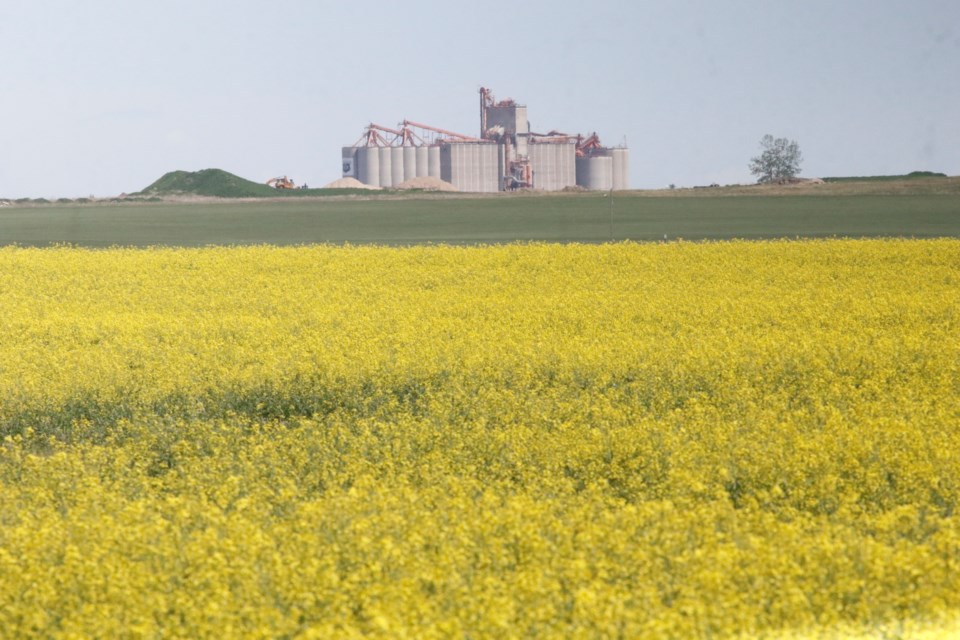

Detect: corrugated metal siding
[440, 143, 500, 192]
[529, 142, 576, 191]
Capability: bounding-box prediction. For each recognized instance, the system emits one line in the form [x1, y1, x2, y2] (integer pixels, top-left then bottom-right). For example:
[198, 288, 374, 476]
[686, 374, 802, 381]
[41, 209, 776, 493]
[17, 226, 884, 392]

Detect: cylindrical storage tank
[609, 148, 629, 190]
[391, 147, 404, 187]
[341, 147, 358, 179]
[357, 147, 379, 187]
[581, 156, 613, 190]
[621, 149, 630, 190]
[415, 146, 429, 178]
[428, 146, 441, 178]
[403, 146, 417, 182]
[378, 147, 393, 188]
[575, 157, 590, 189]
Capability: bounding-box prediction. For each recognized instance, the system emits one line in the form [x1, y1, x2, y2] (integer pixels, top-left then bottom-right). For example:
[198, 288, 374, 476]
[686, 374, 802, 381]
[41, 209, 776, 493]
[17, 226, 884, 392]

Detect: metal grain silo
[378, 147, 393, 188]
[576, 156, 613, 191]
[391, 147, 404, 187]
[609, 148, 629, 190]
[403, 146, 417, 182]
[357, 147, 380, 187]
[415, 146, 429, 177]
[428, 146, 441, 178]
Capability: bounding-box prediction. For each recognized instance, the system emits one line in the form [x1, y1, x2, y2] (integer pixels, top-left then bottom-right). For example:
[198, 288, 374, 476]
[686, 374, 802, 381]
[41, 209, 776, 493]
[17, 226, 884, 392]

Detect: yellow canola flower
[0, 239, 958, 638]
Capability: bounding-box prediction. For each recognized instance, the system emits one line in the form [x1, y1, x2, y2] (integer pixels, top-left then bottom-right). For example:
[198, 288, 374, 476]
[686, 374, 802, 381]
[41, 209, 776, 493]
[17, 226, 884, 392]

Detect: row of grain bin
[341, 146, 443, 189]
[344, 142, 628, 192]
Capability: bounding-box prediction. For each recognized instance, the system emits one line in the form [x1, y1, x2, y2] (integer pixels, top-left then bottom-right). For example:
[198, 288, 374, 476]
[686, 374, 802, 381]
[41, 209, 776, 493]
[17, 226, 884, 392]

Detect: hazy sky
[1, 0, 957, 198]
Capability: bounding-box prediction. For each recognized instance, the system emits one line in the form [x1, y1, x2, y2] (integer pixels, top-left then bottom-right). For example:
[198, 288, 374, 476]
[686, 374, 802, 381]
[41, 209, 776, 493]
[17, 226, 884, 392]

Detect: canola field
[1, 239, 959, 638]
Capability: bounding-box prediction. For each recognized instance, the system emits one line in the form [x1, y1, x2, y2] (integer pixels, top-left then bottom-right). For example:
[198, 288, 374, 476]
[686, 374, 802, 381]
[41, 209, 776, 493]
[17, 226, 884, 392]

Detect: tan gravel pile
[394, 176, 458, 192]
[322, 178, 381, 190]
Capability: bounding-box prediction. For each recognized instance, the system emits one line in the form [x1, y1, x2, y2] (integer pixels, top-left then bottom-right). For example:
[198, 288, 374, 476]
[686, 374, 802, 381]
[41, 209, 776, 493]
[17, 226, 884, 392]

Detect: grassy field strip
[1, 193, 959, 246]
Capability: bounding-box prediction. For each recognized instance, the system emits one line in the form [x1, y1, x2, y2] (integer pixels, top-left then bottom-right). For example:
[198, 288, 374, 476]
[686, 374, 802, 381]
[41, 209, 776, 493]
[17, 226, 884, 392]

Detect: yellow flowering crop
[0, 239, 958, 638]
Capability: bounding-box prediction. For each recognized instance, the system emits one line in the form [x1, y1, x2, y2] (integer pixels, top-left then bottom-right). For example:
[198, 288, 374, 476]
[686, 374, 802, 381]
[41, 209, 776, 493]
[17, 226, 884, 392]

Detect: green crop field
[2, 182, 959, 247]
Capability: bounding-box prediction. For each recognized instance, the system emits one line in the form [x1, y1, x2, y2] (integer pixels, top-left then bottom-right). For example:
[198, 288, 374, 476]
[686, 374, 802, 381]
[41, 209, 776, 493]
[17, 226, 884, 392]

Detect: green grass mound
[138, 169, 279, 198]
[137, 169, 397, 199]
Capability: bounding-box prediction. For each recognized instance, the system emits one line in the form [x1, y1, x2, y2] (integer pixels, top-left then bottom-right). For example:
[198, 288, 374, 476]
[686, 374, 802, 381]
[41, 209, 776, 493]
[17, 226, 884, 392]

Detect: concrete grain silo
[415, 146, 429, 178]
[607, 147, 629, 191]
[427, 146, 441, 179]
[378, 147, 393, 188]
[390, 147, 404, 187]
[402, 146, 417, 182]
[357, 147, 379, 187]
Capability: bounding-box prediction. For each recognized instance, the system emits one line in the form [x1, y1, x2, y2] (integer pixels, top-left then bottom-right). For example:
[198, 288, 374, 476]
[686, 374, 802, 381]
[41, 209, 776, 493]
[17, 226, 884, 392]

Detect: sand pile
[322, 177, 381, 190]
[394, 176, 458, 192]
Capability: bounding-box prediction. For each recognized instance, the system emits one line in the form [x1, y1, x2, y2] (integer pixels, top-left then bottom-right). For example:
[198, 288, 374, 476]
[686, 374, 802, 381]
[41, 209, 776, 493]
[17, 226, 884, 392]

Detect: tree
[749, 134, 803, 184]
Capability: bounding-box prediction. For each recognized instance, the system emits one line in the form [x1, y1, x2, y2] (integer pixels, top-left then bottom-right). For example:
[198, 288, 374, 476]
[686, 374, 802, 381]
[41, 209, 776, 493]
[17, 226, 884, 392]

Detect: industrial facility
[341, 88, 628, 192]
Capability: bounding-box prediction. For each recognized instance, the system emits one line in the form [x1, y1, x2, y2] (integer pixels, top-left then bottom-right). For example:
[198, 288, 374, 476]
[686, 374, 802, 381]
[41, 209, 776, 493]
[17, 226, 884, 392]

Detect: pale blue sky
[1, 0, 957, 197]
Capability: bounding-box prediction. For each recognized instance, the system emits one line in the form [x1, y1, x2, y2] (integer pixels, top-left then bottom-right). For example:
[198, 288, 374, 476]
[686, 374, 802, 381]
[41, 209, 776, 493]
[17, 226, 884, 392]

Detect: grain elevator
[341, 88, 629, 192]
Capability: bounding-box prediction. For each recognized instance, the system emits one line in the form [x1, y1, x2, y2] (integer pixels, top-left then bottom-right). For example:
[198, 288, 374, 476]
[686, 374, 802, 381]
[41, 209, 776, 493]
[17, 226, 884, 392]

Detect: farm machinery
[266, 176, 296, 189]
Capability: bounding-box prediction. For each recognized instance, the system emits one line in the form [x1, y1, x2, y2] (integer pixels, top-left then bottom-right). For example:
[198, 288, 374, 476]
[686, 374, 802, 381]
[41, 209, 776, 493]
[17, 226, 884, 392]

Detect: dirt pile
[138, 169, 277, 198]
[394, 176, 458, 192]
[322, 178, 381, 190]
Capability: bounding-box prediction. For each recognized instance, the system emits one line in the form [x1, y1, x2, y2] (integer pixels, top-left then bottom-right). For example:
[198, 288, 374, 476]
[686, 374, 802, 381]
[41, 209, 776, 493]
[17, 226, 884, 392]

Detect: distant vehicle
[266, 176, 296, 189]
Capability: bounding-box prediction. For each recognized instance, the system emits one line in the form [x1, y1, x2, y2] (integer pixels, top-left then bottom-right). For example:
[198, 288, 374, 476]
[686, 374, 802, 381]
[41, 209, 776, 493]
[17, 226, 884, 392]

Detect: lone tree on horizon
[749, 134, 803, 184]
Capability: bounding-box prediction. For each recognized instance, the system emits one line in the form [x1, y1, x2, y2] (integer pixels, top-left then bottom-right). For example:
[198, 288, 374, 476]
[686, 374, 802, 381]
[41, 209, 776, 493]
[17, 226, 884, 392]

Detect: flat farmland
[3, 179, 960, 637]
[2, 184, 959, 247]
[2, 239, 959, 637]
